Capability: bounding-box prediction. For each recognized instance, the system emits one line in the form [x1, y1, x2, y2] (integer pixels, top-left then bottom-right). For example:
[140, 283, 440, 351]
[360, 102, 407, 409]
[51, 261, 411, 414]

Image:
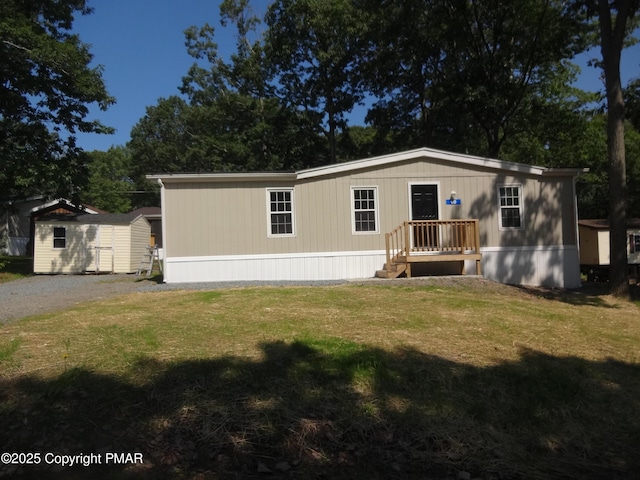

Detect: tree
[129, 4, 327, 178]
[265, 0, 368, 163]
[0, 0, 114, 201]
[625, 78, 640, 131]
[360, 0, 590, 159]
[180, 19, 326, 171]
[590, 0, 640, 297]
[81, 147, 133, 213]
[128, 96, 196, 176]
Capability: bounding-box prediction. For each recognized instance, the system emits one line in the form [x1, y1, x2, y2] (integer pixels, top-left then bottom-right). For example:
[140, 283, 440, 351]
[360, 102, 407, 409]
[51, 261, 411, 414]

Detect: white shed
[34, 213, 151, 274]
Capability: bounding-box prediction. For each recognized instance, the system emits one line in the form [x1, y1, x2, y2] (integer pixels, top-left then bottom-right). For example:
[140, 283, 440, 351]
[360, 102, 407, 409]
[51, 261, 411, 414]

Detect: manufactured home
[34, 213, 150, 274]
[149, 148, 586, 288]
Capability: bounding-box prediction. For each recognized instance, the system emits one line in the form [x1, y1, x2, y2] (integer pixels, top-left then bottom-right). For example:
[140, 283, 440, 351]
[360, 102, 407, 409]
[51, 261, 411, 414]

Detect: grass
[1, 279, 640, 479]
[0, 255, 32, 283]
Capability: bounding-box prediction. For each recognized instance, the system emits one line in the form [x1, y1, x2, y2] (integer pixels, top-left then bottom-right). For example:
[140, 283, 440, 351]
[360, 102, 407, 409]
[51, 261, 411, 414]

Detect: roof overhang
[30, 198, 99, 214]
[146, 147, 588, 183]
[147, 172, 297, 184]
[297, 148, 552, 179]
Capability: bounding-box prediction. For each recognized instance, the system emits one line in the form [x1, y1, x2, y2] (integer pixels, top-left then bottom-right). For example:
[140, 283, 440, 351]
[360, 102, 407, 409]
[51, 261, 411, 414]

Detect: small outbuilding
[578, 218, 640, 280]
[33, 213, 151, 274]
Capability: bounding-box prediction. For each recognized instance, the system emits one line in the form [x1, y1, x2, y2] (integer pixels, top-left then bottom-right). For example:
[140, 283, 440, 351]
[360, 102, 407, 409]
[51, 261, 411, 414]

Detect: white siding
[165, 251, 387, 283]
[164, 246, 580, 288]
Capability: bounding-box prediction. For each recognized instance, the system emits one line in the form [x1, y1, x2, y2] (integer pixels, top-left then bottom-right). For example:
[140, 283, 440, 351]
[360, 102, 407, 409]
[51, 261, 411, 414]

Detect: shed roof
[146, 147, 588, 184]
[578, 219, 640, 230]
[30, 198, 104, 215]
[130, 206, 161, 218]
[36, 213, 144, 225]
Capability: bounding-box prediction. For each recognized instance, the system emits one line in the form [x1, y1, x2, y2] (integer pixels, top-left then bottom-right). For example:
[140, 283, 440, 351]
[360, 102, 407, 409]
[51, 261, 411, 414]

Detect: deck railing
[384, 219, 482, 276]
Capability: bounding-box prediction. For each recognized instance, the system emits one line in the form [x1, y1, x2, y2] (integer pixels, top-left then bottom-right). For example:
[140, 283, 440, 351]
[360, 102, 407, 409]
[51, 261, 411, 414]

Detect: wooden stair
[378, 220, 482, 279]
[375, 262, 407, 279]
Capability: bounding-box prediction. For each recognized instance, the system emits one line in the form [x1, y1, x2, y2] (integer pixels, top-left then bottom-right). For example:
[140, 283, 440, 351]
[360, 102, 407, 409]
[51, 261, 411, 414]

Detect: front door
[411, 184, 439, 249]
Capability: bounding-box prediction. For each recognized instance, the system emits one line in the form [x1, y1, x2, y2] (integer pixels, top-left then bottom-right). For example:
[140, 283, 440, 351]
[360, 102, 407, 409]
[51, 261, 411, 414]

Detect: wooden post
[385, 233, 391, 271]
[474, 219, 482, 275]
[404, 221, 410, 259]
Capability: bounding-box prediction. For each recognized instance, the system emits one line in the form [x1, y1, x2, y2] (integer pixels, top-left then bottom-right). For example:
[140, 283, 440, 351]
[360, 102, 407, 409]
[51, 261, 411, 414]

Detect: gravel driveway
[0, 273, 494, 324]
[0, 275, 159, 324]
[0, 274, 349, 324]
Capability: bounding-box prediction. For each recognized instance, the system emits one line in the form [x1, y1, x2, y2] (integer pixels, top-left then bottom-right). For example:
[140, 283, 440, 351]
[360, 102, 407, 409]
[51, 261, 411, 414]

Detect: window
[630, 234, 640, 254]
[498, 185, 523, 229]
[352, 187, 379, 234]
[267, 189, 294, 236]
[53, 227, 66, 248]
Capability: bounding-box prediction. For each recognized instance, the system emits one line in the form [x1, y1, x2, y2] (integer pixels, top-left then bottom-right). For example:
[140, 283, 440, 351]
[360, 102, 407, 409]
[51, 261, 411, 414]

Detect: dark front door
[411, 184, 439, 249]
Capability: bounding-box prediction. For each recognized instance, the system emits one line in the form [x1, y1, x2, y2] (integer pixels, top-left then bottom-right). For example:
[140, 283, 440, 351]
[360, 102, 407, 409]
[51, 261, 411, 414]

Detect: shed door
[411, 184, 439, 248]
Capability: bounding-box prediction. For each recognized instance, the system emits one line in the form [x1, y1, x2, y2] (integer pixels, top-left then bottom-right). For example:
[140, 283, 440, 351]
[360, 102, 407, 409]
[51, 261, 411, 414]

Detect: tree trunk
[598, 0, 632, 298]
[605, 68, 628, 297]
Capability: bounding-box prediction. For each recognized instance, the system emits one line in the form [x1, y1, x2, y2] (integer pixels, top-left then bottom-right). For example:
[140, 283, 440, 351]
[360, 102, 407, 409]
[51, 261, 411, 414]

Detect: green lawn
[1, 280, 639, 479]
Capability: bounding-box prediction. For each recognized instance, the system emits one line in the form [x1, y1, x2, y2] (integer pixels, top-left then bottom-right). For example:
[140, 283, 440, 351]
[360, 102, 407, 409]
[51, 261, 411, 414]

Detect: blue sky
[72, 0, 640, 152]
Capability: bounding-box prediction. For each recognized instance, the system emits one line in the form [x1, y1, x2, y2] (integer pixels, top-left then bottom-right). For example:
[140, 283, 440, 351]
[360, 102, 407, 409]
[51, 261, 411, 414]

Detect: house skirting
[164, 250, 388, 283]
[163, 245, 580, 288]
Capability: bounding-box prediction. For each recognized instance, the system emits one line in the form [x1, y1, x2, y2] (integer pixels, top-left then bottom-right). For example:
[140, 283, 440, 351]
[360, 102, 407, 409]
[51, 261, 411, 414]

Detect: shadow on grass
[1, 342, 639, 479]
[510, 281, 640, 308]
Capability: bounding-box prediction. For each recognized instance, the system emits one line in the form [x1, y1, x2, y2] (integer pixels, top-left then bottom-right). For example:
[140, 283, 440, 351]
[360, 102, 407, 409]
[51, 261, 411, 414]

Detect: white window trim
[53, 226, 66, 249]
[629, 233, 640, 254]
[351, 186, 380, 235]
[497, 184, 524, 230]
[266, 188, 296, 238]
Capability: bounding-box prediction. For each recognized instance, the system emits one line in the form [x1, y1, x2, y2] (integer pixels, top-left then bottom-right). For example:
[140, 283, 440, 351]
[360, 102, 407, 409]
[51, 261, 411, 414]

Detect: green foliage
[0, 0, 114, 201]
[359, 0, 592, 158]
[625, 78, 640, 131]
[0, 255, 32, 282]
[129, 8, 328, 176]
[81, 147, 133, 213]
[265, 0, 369, 162]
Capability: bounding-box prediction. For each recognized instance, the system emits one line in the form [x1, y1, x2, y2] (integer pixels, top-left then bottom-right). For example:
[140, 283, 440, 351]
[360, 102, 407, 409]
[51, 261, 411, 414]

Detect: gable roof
[30, 198, 104, 215]
[147, 147, 587, 183]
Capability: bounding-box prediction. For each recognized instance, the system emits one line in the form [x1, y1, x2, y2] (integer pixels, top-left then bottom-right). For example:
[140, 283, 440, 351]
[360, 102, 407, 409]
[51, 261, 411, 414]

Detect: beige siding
[597, 231, 610, 264]
[34, 223, 98, 273]
[128, 217, 151, 272]
[164, 157, 577, 258]
[578, 226, 601, 265]
[34, 217, 150, 274]
[92, 225, 113, 273]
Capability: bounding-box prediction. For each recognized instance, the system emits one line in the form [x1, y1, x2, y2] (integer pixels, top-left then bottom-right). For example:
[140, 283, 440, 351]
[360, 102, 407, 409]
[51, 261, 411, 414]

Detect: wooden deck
[376, 220, 482, 279]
